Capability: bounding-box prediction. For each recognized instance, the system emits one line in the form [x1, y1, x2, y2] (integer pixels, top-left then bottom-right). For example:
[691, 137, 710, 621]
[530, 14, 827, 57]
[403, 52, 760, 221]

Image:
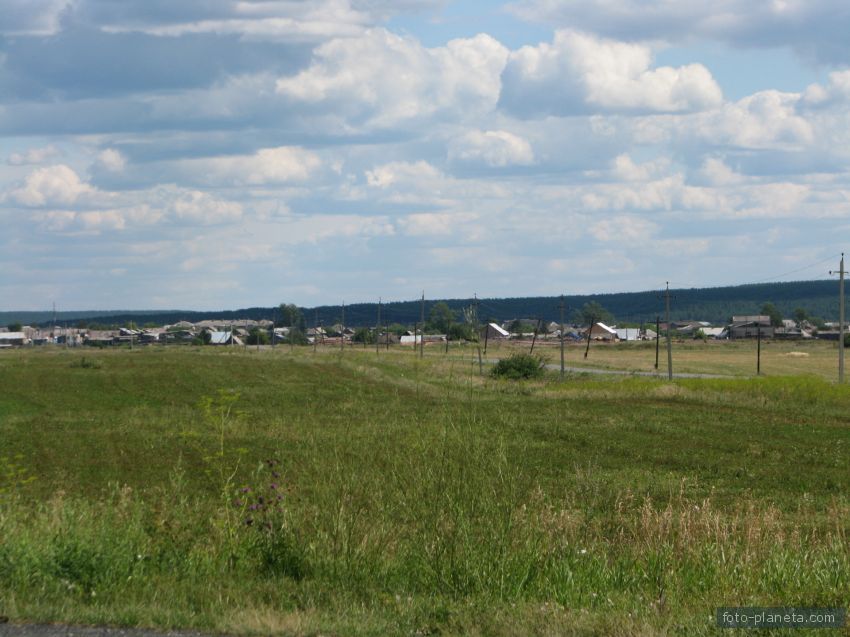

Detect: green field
[1, 346, 849, 636]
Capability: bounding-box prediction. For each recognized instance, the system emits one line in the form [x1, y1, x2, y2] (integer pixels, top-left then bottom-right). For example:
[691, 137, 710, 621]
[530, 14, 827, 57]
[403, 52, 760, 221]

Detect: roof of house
[592, 322, 617, 335]
[0, 332, 26, 340]
[487, 322, 510, 337]
[208, 331, 231, 345]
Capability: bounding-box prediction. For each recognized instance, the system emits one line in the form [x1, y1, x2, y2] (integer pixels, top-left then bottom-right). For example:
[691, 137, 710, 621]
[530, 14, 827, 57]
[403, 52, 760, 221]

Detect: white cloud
[366, 160, 441, 188]
[7, 145, 60, 166]
[698, 158, 745, 186]
[96, 148, 126, 172]
[8, 165, 95, 207]
[500, 30, 722, 117]
[507, 0, 850, 64]
[177, 146, 321, 186]
[448, 130, 534, 167]
[695, 90, 813, 149]
[611, 154, 670, 182]
[276, 29, 509, 127]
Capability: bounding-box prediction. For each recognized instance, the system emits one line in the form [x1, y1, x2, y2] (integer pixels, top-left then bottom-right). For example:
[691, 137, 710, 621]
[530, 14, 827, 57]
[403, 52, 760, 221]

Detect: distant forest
[3, 279, 842, 328]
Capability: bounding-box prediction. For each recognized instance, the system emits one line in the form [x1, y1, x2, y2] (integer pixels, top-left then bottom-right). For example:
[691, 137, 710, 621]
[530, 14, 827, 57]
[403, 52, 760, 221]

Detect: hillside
[1, 279, 841, 328]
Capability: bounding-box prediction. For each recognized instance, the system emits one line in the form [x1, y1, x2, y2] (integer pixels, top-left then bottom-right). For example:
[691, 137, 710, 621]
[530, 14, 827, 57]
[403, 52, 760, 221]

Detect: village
[0, 313, 835, 348]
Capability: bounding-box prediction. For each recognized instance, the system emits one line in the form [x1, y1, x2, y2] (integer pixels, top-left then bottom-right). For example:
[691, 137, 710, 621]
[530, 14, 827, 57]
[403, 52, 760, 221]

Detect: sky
[2, 0, 850, 310]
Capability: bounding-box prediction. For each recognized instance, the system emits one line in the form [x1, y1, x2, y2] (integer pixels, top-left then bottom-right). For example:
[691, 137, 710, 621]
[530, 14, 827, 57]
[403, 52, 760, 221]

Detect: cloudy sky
[2, 0, 849, 310]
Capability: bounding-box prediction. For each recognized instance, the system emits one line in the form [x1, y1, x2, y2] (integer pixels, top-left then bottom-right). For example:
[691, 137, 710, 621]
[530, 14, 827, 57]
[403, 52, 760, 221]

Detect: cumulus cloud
[693, 90, 813, 149]
[448, 130, 535, 167]
[276, 29, 509, 127]
[175, 146, 321, 186]
[500, 30, 722, 117]
[33, 186, 244, 233]
[96, 149, 126, 172]
[8, 165, 95, 207]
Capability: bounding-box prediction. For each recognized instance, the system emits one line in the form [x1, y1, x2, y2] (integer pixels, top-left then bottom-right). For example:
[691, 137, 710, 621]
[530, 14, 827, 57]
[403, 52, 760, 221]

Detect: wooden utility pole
[419, 292, 425, 359]
[559, 296, 566, 378]
[584, 316, 594, 359]
[655, 316, 660, 370]
[830, 254, 846, 383]
[314, 308, 318, 353]
[530, 318, 541, 354]
[340, 302, 345, 353]
[376, 297, 381, 355]
[663, 283, 673, 380]
[474, 294, 482, 375]
[756, 323, 761, 375]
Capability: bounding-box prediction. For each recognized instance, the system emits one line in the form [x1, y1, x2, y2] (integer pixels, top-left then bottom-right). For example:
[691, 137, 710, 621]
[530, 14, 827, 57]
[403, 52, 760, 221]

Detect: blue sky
[2, 0, 849, 310]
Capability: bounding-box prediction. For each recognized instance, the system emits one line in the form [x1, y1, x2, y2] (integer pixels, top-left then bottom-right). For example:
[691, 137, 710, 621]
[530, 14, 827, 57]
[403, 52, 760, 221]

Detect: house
[483, 323, 510, 340]
[728, 316, 774, 339]
[701, 327, 727, 339]
[0, 332, 29, 347]
[84, 330, 119, 346]
[207, 331, 243, 346]
[615, 328, 641, 341]
[588, 322, 618, 341]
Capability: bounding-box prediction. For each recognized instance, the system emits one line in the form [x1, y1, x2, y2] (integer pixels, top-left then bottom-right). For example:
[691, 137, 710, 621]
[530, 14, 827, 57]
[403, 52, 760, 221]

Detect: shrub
[490, 353, 545, 380]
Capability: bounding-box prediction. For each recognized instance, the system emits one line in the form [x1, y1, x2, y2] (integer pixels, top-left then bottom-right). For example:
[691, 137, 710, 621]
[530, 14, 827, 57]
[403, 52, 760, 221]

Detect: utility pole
[559, 295, 566, 378]
[340, 301, 345, 353]
[756, 322, 761, 375]
[419, 291, 425, 359]
[530, 318, 541, 354]
[376, 297, 381, 355]
[662, 283, 674, 380]
[474, 294, 482, 375]
[445, 314, 451, 354]
[584, 315, 594, 359]
[314, 308, 318, 353]
[830, 254, 846, 383]
[52, 301, 56, 344]
[655, 316, 660, 370]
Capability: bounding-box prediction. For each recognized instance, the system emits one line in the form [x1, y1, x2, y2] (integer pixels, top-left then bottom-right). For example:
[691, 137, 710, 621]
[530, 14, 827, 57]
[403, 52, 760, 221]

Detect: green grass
[1, 346, 849, 636]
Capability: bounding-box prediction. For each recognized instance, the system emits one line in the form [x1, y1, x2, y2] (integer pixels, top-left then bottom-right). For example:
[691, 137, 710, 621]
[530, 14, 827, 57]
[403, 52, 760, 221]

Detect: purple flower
[240, 487, 251, 493]
[233, 499, 244, 507]
[248, 504, 258, 511]
[270, 483, 278, 490]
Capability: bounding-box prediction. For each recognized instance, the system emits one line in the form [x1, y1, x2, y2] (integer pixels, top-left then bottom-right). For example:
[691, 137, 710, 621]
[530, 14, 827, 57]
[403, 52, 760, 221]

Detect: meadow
[0, 343, 848, 636]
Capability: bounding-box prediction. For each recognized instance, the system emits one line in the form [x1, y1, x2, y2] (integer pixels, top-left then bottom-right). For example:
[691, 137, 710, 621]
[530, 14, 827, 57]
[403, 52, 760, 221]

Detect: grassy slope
[1, 347, 849, 636]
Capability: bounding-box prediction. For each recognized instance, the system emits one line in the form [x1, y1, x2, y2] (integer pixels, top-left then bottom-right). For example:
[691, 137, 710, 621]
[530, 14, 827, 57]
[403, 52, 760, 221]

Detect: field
[1, 343, 849, 636]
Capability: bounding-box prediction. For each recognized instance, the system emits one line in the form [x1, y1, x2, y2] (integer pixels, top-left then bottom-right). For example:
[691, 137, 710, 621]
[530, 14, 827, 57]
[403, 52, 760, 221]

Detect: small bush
[490, 353, 545, 380]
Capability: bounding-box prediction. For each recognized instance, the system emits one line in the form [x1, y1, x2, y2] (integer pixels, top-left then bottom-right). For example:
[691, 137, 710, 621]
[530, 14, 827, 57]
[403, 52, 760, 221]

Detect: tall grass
[1, 348, 849, 635]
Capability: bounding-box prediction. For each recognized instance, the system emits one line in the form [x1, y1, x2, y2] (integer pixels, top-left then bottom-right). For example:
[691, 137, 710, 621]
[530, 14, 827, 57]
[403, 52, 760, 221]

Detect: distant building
[483, 323, 510, 340]
[729, 316, 773, 339]
[588, 322, 618, 341]
[0, 332, 28, 347]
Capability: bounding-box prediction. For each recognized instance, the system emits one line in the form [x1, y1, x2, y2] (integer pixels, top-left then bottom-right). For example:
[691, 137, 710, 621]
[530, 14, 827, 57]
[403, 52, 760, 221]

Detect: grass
[0, 345, 849, 636]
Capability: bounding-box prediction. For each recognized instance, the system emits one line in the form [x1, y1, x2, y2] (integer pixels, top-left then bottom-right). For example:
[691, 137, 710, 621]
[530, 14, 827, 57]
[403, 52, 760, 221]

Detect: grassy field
[1, 345, 849, 636]
[483, 337, 844, 379]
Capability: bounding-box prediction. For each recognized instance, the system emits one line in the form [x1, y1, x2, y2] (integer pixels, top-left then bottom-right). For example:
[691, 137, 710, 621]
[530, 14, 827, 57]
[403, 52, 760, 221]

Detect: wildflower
[270, 483, 278, 490]
[245, 518, 254, 526]
[240, 487, 251, 494]
[233, 499, 244, 507]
